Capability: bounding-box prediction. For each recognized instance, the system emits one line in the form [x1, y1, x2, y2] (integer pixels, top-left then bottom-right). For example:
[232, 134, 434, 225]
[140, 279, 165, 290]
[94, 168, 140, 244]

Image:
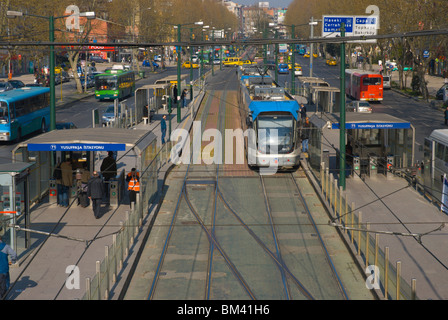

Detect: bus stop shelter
[10, 128, 158, 254]
[135, 83, 171, 121]
[307, 112, 415, 181]
[0, 162, 34, 257]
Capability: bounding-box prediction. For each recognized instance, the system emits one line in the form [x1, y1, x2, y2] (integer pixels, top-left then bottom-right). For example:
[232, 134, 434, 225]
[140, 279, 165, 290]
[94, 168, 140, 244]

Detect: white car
[191, 55, 199, 63]
[346, 100, 372, 113]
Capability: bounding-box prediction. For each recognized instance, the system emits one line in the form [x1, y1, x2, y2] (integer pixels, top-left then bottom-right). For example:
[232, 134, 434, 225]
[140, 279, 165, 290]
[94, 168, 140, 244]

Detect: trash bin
[139, 70, 146, 78]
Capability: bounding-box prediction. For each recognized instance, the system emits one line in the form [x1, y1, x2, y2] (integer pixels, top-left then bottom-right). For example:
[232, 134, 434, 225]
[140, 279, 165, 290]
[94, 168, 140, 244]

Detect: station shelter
[306, 112, 415, 181]
[9, 128, 158, 255]
[0, 162, 34, 256]
[135, 74, 188, 121]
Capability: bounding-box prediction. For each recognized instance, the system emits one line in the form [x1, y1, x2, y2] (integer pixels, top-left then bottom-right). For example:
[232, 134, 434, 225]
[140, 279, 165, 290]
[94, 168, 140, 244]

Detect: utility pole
[309, 17, 318, 77]
[339, 23, 346, 190]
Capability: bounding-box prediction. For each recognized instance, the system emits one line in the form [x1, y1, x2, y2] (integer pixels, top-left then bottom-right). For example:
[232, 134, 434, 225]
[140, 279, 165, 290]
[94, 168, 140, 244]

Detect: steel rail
[259, 174, 291, 300]
[216, 187, 315, 300]
[289, 172, 349, 299]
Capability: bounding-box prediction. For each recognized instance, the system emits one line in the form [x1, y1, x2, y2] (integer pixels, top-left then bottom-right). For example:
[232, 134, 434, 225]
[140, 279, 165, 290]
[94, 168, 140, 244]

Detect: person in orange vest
[126, 168, 140, 208]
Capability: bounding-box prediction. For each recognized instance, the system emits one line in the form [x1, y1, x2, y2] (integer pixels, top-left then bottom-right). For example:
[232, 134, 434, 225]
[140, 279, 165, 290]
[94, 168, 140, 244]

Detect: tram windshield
[257, 114, 294, 154]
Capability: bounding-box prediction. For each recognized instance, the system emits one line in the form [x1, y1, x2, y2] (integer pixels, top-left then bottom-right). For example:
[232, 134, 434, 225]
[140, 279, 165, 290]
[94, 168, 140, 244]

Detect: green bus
[94, 69, 135, 100]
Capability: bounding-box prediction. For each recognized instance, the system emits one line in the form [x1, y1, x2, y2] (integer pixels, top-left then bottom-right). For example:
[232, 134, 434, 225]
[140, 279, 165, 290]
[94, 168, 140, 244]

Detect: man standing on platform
[87, 171, 104, 219]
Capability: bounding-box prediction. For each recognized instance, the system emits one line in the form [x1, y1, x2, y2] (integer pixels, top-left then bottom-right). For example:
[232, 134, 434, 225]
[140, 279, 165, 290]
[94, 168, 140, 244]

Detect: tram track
[141, 69, 351, 300]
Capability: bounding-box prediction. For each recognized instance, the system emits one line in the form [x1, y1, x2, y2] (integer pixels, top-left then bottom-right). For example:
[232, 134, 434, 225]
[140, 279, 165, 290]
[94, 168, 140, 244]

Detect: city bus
[94, 69, 135, 100]
[345, 69, 383, 101]
[0, 87, 50, 142]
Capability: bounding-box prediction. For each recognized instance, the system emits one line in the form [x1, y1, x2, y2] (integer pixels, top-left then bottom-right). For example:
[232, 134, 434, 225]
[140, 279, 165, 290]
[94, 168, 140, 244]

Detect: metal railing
[320, 163, 417, 300]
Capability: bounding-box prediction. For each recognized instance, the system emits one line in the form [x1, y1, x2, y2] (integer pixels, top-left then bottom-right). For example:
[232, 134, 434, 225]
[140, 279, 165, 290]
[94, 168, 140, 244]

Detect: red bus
[345, 69, 383, 101]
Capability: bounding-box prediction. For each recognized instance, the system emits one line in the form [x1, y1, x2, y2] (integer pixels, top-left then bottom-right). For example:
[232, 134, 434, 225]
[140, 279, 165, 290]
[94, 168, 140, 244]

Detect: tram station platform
[5, 97, 201, 300]
[302, 158, 448, 300]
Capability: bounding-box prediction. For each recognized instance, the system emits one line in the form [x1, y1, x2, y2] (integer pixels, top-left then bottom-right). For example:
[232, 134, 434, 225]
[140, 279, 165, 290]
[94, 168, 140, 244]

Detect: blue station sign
[27, 143, 126, 151]
[332, 122, 411, 130]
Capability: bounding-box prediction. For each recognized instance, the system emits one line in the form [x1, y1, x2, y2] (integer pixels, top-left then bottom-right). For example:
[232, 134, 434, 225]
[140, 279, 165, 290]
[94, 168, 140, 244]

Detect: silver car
[346, 101, 372, 113]
[383, 76, 391, 89]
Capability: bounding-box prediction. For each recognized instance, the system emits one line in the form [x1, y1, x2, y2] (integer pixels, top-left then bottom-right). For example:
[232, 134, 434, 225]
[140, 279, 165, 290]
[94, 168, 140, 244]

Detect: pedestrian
[0, 235, 17, 299]
[78, 163, 90, 208]
[181, 89, 188, 108]
[161, 115, 167, 144]
[300, 104, 307, 123]
[87, 171, 104, 219]
[53, 158, 63, 206]
[100, 151, 117, 201]
[60, 158, 73, 207]
[126, 168, 140, 208]
[301, 117, 311, 153]
[444, 106, 448, 125]
[173, 84, 178, 105]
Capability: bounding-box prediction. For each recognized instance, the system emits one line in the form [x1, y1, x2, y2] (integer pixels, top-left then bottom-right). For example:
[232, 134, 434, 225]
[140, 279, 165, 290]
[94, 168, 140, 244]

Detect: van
[223, 57, 242, 67]
[383, 75, 391, 89]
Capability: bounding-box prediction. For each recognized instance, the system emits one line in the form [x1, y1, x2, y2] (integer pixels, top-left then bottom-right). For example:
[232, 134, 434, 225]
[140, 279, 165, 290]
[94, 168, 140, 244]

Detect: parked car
[0, 81, 14, 92]
[436, 83, 448, 100]
[25, 83, 43, 87]
[89, 55, 108, 63]
[191, 55, 199, 63]
[346, 100, 373, 113]
[8, 80, 25, 89]
[61, 71, 70, 83]
[383, 75, 391, 89]
[154, 55, 162, 62]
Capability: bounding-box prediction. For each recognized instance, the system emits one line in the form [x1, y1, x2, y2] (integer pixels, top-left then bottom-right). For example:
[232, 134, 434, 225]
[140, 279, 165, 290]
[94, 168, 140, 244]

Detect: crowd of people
[53, 151, 139, 219]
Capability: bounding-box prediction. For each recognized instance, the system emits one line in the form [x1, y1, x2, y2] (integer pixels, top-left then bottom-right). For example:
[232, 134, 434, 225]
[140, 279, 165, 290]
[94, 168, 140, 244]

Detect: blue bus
[0, 87, 50, 142]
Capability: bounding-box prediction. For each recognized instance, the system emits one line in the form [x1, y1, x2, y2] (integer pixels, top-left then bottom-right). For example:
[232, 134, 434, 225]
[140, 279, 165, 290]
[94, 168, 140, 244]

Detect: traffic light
[192, 34, 195, 40]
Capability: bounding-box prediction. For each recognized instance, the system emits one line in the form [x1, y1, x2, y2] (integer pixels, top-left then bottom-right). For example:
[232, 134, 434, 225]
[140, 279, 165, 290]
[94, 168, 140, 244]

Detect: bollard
[385, 246, 389, 299]
[396, 261, 401, 300]
[411, 278, 417, 300]
[365, 222, 370, 267]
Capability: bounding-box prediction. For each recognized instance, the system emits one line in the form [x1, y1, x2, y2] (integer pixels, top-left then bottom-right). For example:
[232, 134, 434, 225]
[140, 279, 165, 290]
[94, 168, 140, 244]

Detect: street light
[7, 10, 95, 132]
[173, 21, 203, 123]
[279, 23, 297, 95]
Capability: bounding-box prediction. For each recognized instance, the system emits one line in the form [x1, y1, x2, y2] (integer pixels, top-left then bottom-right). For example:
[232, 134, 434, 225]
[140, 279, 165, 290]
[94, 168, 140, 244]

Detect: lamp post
[173, 21, 203, 123]
[279, 23, 297, 95]
[7, 10, 95, 132]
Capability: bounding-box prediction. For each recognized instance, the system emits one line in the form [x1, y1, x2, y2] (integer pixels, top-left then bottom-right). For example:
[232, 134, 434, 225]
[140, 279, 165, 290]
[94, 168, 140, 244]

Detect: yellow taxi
[288, 62, 300, 70]
[242, 60, 257, 65]
[182, 61, 199, 69]
[313, 53, 318, 58]
[304, 52, 310, 58]
[294, 65, 302, 76]
[326, 58, 337, 66]
[223, 57, 242, 67]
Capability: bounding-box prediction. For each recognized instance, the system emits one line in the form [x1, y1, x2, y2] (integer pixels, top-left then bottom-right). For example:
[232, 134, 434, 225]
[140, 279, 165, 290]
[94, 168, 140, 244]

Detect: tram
[239, 69, 301, 169]
[423, 129, 448, 203]
[345, 69, 383, 101]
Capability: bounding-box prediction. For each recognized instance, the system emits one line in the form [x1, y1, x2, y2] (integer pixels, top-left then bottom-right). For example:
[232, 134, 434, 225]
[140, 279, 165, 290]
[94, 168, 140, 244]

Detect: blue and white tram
[240, 73, 301, 169]
[424, 129, 448, 202]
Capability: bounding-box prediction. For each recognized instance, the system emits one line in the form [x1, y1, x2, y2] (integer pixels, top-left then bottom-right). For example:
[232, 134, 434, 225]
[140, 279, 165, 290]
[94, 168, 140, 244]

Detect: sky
[235, 0, 293, 8]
